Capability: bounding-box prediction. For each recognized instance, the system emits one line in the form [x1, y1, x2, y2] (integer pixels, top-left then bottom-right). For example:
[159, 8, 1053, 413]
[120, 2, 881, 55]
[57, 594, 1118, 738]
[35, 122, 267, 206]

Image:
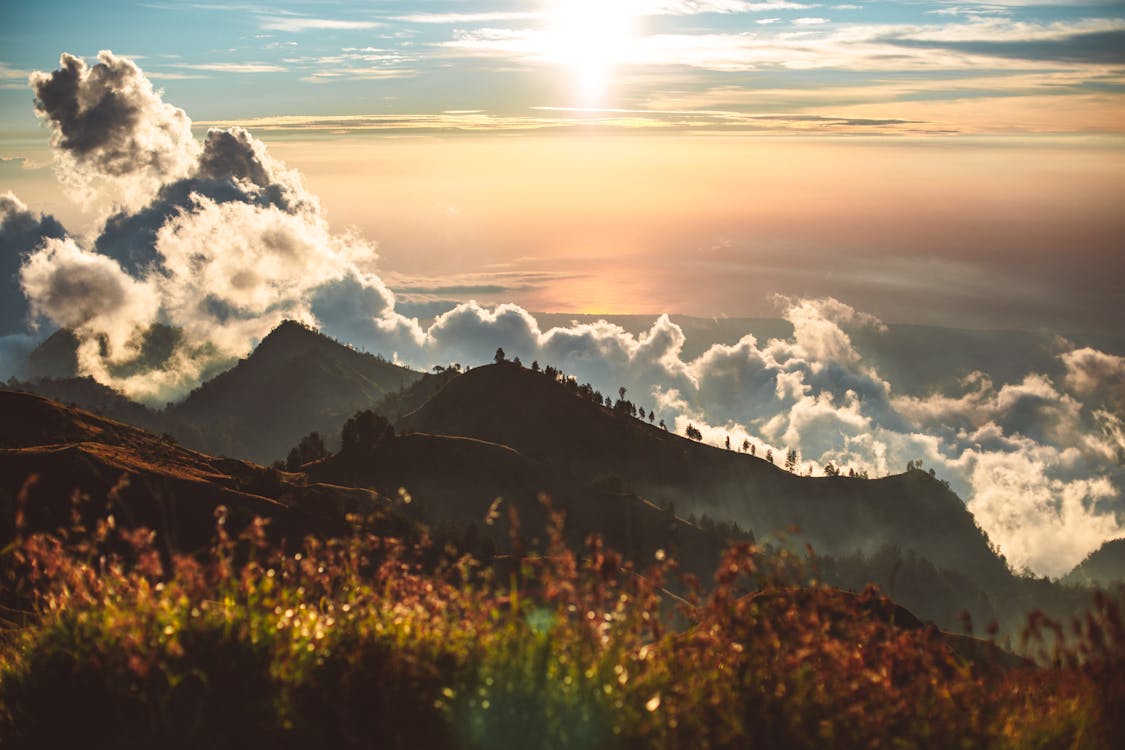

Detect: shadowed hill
[2, 376, 165, 434]
[166, 320, 422, 463]
[0, 391, 391, 552]
[399, 362, 1009, 585]
[305, 430, 737, 581]
[1064, 538, 1125, 588]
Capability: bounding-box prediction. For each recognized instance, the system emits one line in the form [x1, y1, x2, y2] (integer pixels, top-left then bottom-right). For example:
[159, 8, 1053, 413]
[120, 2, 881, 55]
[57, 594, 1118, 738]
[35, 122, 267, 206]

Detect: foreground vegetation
[1, 496, 1122, 750]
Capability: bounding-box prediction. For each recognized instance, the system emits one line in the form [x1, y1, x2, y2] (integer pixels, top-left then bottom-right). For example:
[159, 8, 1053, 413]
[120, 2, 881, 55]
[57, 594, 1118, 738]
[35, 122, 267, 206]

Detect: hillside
[399, 362, 1010, 586]
[0, 390, 391, 551]
[2, 376, 165, 434]
[306, 430, 738, 581]
[166, 320, 422, 463]
[1064, 538, 1125, 588]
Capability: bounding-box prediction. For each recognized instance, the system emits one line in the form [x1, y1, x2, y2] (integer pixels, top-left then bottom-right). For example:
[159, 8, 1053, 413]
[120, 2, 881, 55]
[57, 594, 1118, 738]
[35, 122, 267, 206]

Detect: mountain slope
[0, 390, 389, 551]
[3, 377, 165, 434]
[305, 430, 738, 581]
[167, 320, 421, 462]
[1064, 538, 1125, 587]
[399, 362, 1009, 584]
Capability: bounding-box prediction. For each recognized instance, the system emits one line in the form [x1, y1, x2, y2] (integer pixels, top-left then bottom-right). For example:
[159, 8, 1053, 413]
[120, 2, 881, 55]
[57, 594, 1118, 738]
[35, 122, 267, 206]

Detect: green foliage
[1, 506, 1123, 749]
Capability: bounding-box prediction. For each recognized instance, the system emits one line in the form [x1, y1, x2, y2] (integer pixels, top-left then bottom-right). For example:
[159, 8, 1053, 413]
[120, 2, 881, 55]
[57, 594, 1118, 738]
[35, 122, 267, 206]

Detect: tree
[824, 462, 840, 477]
[659, 419, 667, 430]
[741, 439, 750, 453]
[286, 431, 328, 471]
[725, 435, 731, 450]
[513, 356, 522, 367]
[765, 449, 774, 464]
[750, 444, 756, 457]
[785, 449, 799, 473]
[619, 386, 627, 401]
[494, 347, 506, 363]
[341, 410, 394, 456]
[531, 359, 540, 372]
[685, 424, 703, 441]
[648, 410, 655, 423]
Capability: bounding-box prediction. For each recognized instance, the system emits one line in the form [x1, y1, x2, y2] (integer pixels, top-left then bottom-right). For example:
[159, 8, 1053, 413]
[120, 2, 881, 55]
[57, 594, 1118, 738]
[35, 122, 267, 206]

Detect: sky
[3, 1, 1125, 332]
[2, 2, 1125, 576]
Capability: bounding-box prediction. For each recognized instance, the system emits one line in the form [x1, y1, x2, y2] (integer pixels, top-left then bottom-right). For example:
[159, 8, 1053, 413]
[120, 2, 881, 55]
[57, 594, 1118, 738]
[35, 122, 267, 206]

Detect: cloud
[20, 236, 160, 365]
[29, 51, 199, 213]
[1, 192, 66, 336]
[439, 16, 1125, 74]
[888, 28, 1125, 64]
[176, 63, 286, 73]
[966, 451, 1121, 576]
[259, 17, 380, 33]
[1062, 347, 1125, 411]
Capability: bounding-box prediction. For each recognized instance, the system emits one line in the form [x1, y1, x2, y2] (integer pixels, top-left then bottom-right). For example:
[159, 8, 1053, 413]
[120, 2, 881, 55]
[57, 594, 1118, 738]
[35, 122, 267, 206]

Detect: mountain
[398, 361, 1010, 586]
[1064, 538, 1125, 588]
[0, 390, 392, 552]
[305, 429, 737, 581]
[23, 328, 81, 380]
[3, 376, 165, 434]
[166, 320, 422, 463]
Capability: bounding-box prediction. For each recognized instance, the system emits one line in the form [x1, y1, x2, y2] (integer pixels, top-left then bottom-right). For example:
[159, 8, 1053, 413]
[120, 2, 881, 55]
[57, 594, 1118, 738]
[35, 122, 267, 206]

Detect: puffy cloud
[966, 450, 1122, 577]
[1062, 347, 1125, 411]
[94, 125, 319, 274]
[20, 236, 160, 365]
[424, 302, 542, 366]
[0, 192, 66, 335]
[30, 51, 199, 212]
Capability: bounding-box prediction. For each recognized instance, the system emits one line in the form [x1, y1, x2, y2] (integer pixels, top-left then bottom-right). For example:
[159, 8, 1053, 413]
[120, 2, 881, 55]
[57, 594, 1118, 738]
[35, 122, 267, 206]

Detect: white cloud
[177, 63, 286, 73]
[258, 17, 381, 33]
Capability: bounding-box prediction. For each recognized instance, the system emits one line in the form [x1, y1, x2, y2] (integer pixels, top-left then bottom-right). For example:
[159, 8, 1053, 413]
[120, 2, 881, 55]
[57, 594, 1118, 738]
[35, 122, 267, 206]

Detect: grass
[1, 495, 1123, 749]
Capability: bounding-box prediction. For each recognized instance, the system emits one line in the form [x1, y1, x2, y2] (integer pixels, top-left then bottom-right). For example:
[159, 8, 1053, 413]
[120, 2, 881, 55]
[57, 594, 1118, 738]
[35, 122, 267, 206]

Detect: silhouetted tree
[741, 439, 750, 453]
[659, 419, 667, 430]
[648, 410, 655, 423]
[513, 356, 522, 367]
[785, 449, 799, 473]
[531, 359, 540, 372]
[725, 435, 731, 450]
[765, 448, 774, 464]
[494, 347, 506, 363]
[685, 424, 703, 441]
[824, 462, 840, 477]
[341, 410, 394, 456]
[286, 431, 328, 470]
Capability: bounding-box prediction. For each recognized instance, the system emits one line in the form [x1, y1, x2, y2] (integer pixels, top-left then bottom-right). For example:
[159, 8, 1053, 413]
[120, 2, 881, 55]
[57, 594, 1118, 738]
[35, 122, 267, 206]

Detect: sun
[542, 1, 638, 107]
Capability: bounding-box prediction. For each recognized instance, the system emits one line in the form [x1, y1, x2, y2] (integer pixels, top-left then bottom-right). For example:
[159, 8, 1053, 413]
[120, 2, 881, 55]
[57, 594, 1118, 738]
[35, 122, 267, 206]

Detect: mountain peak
[168, 321, 422, 462]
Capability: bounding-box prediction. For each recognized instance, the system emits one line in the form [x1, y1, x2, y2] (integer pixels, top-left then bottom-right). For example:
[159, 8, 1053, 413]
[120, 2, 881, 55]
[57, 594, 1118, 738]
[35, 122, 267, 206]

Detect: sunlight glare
[544, 1, 638, 106]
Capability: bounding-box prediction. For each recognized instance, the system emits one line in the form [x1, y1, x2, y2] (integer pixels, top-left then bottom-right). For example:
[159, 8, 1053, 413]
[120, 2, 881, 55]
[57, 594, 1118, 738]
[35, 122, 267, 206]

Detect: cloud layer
[4, 52, 1123, 577]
